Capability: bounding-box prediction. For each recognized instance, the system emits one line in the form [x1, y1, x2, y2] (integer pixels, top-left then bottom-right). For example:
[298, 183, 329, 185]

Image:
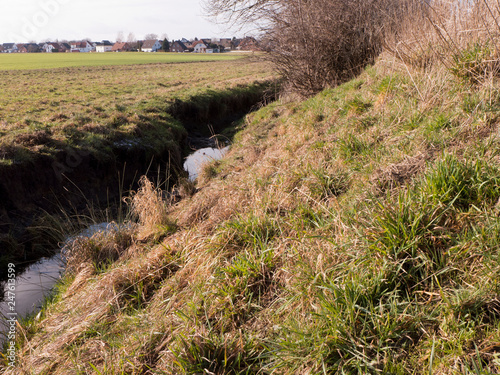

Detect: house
[59, 43, 71, 52]
[95, 40, 113, 53]
[43, 42, 62, 53]
[219, 38, 233, 51]
[170, 40, 189, 53]
[15, 44, 28, 53]
[3, 43, 17, 53]
[237, 36, 261, 51]
[70, 40, 94, 53]
[193, 40, 207, 53]
[96, 44, 113, 52]
[141, 39, 162, 52]
[111, 42, 131, 52]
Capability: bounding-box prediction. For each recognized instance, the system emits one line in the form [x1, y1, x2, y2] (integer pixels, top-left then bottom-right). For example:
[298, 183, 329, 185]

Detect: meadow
[0, 52, 244, 71]
[0, 57, 274, 164]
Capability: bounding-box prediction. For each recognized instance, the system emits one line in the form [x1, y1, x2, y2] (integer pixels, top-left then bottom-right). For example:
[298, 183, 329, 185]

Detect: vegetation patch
[8, 30, 500, 373]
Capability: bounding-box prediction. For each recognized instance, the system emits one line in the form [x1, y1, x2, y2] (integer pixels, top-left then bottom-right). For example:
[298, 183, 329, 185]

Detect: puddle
[183, 146, 229, 181]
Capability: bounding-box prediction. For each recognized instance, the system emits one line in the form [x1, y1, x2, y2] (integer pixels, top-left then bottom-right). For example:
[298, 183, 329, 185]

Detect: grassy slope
[0, 52, 243, 71]
[6, 55, 500, 374]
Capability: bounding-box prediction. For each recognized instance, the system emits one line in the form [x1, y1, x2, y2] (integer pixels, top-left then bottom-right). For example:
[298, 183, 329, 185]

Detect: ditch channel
[0, 144, 227, 342]
[0, 80, 276, 281]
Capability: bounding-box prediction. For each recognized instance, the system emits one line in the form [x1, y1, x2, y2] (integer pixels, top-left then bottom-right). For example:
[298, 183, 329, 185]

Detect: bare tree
[204, 0, 282, 29]
[127, 32, 136, 44]
[205, 0, 412, 97]
[116, 31, 124, 43]
[144, 33, 158, 40]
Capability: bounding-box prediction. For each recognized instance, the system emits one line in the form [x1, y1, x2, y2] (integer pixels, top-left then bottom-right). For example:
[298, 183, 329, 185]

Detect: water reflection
[0, 222, 120, 341]
[184, 146, 229, 181]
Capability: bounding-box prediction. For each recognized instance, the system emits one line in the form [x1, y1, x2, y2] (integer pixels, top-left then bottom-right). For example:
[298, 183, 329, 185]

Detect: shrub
[128, 176, 172, 232]
[64, 224, 135, 273]
[206, 0, 411, 97]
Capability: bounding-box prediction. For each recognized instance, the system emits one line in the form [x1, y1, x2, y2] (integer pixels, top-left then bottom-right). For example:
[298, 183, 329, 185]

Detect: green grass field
[0, 52, 246, 71]
[0, 58, 274, 165]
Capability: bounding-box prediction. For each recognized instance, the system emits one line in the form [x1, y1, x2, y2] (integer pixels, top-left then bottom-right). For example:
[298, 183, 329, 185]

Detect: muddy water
[0, 255, 64, 318]
[0, 254, 64, 344]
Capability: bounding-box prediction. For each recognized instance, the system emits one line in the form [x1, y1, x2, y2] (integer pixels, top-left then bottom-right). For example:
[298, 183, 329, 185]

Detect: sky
[0, 0, 243, 43]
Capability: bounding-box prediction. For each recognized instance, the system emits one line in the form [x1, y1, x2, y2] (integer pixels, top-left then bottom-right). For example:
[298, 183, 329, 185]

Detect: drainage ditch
[0, 80, 276, 280]
[0, 143, 230, 340]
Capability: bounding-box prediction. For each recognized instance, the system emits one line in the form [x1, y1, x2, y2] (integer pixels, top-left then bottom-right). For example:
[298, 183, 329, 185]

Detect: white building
[142, 39, 162, 52]
[42, 42, 61, 53]
[96, 45, 113, 52]
[95, 40, 113, 53]
[70, 41, 94, 53]
[193, 41, 207, 53]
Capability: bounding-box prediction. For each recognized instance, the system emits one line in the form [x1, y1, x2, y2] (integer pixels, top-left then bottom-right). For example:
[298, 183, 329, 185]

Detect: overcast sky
[0, 0, 243, 43]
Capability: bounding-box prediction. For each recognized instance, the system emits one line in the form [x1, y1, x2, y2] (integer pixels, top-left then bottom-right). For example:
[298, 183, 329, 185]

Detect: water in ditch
[0, 145, 229, 341]
[0, 223, 115, 342]
[183, 146, 229, 181]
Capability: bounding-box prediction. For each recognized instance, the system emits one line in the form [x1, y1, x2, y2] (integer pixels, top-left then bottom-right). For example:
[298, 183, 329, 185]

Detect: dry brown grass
[128, 176, 171, 232]
[371, 152, 430, 194]
[9, 52, 500, 373]
[385, 0, 500, 82]
[64, 225, 136, 274]
[10, 232, 182, 374]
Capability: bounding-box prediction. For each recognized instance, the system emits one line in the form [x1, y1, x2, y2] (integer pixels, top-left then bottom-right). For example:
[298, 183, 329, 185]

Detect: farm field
[0, 57, 274, 164]
[0, 52, 245, 71]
